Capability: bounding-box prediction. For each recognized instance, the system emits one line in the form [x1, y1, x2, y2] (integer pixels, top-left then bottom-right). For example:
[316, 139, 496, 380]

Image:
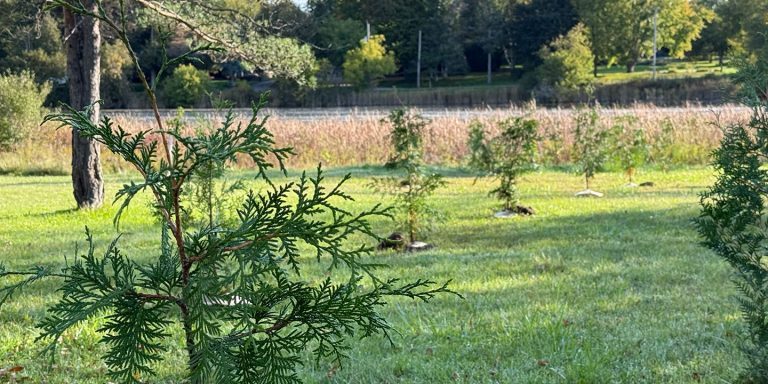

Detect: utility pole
[652, 8, 658, 81]
[487, 30, 492, 85]
[417, 30, 422, 89]
[366, 21, 370, 41]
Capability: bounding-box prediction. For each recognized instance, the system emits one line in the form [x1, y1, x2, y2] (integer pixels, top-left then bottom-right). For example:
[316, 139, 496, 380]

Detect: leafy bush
[161, 64, 211, 108]
[467, 117, 539, 210]
[607, 116, 649, 184]
[343, 35, 397, 91]
[467, 120, 494, 172]
[697, 58, 768, 381]
[372, 108, 445, 243]
[537, 23, 594, 91]
[573, 107, 610, 190]
[0, 71, 50, 150]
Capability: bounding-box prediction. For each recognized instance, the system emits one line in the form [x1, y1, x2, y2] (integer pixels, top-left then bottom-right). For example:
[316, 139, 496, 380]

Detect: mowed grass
[0, 166, 745, 383]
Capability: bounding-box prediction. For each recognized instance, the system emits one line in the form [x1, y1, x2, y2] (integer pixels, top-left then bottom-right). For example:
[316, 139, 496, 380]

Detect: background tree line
[0, 0, 765, 107]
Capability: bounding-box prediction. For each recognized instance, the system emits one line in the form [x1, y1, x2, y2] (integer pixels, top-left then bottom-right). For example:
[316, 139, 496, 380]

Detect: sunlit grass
[0, 166, 745, 383]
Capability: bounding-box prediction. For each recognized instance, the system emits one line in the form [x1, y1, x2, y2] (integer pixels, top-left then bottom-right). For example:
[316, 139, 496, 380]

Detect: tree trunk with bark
[64, 2, 104, 209]
[626, 60, 637, 73]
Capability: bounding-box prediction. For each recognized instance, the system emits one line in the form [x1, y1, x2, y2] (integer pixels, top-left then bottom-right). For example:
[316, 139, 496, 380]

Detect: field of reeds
[0, 104, 748, 176]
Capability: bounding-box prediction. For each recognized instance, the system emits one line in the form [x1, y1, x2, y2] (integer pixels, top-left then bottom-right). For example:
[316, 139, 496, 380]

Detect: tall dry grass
[0, 105, 748, 175]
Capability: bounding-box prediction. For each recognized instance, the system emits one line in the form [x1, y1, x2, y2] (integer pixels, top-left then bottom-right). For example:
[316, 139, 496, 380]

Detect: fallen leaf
[692, 372, 701, 381]
[425, 347, 433, 356]
[9, 367, 23, 373]
[562, 319, 572, 327]
[451, 371, 459, 381]
[537, 359, 550, 367]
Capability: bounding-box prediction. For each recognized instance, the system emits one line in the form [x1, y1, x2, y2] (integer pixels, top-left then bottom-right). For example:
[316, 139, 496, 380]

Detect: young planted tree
[373, 108, 445, 248]
[467, 117, 539, 216]
[608, 116, 649, 186]
[573, 107, 610, 197]
[0, 6, 453, 384]
[697, 58, 768, 381]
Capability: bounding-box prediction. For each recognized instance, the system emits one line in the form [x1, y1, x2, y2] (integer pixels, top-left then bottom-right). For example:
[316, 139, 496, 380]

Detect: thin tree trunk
[593, 56, 599, 77]
[64, 2, 104, 209]
[626, 61, 636, 73]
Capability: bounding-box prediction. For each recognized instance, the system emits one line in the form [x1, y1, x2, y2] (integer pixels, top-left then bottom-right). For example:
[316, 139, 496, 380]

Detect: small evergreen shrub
[467, 117, 539, 211]
[0, 71, 50, 150]
[372, 108, 444, 244]
[0, 5, 453, 381]
[0, 97, 453, 383]
[697, 58, 768, 382]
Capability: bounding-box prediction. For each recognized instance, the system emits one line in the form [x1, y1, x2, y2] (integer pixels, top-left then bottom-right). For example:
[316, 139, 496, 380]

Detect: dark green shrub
[697, 58, 768, 382]
[0, 71, 50, 150]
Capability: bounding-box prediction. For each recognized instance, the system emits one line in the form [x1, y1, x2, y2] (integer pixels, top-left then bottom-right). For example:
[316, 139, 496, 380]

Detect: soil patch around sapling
[378, 232, 406, 251]
[575, 189, 604, 198]
[494, 205, 536, 218]
[377, 232, 435, 252]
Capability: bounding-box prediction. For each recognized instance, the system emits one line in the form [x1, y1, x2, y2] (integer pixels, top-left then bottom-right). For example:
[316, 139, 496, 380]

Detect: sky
[291, 0, 308, 10]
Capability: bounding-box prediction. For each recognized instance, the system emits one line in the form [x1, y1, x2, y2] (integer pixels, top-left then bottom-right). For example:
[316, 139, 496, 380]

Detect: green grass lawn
[377, 60, 734, 89]
[0, 166, 745, 383]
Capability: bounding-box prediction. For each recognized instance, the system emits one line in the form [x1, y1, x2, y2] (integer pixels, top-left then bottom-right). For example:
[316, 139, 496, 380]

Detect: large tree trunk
[64, 2, 104, 209]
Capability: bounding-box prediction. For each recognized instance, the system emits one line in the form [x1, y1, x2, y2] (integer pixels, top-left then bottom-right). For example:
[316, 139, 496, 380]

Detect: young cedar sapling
[0, 4, 455, 383]
[372, 108, 445, 251]
[607, 116, 649, 186]
[173, 102, 245, 230]
[467, 117, 539, 217]
[697, 57, 768, 382]
[573, 107, 610, 197]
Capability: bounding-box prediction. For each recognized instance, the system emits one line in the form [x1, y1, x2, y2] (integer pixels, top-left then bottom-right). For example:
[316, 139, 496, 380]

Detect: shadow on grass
[405, 203, 702, 258]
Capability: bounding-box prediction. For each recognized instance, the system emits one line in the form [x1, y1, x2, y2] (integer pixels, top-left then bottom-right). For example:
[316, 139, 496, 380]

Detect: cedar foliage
[0, 3, 454, 383]
[697, 58, 768, 382]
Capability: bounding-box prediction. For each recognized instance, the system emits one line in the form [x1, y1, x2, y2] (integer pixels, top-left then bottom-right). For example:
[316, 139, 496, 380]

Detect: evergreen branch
[0, 265, 65, 307]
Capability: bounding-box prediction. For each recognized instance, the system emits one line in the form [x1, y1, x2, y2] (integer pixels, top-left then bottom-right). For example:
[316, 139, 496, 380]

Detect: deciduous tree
[342, 35, 397, 90]
[573, 0, 712, 72]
